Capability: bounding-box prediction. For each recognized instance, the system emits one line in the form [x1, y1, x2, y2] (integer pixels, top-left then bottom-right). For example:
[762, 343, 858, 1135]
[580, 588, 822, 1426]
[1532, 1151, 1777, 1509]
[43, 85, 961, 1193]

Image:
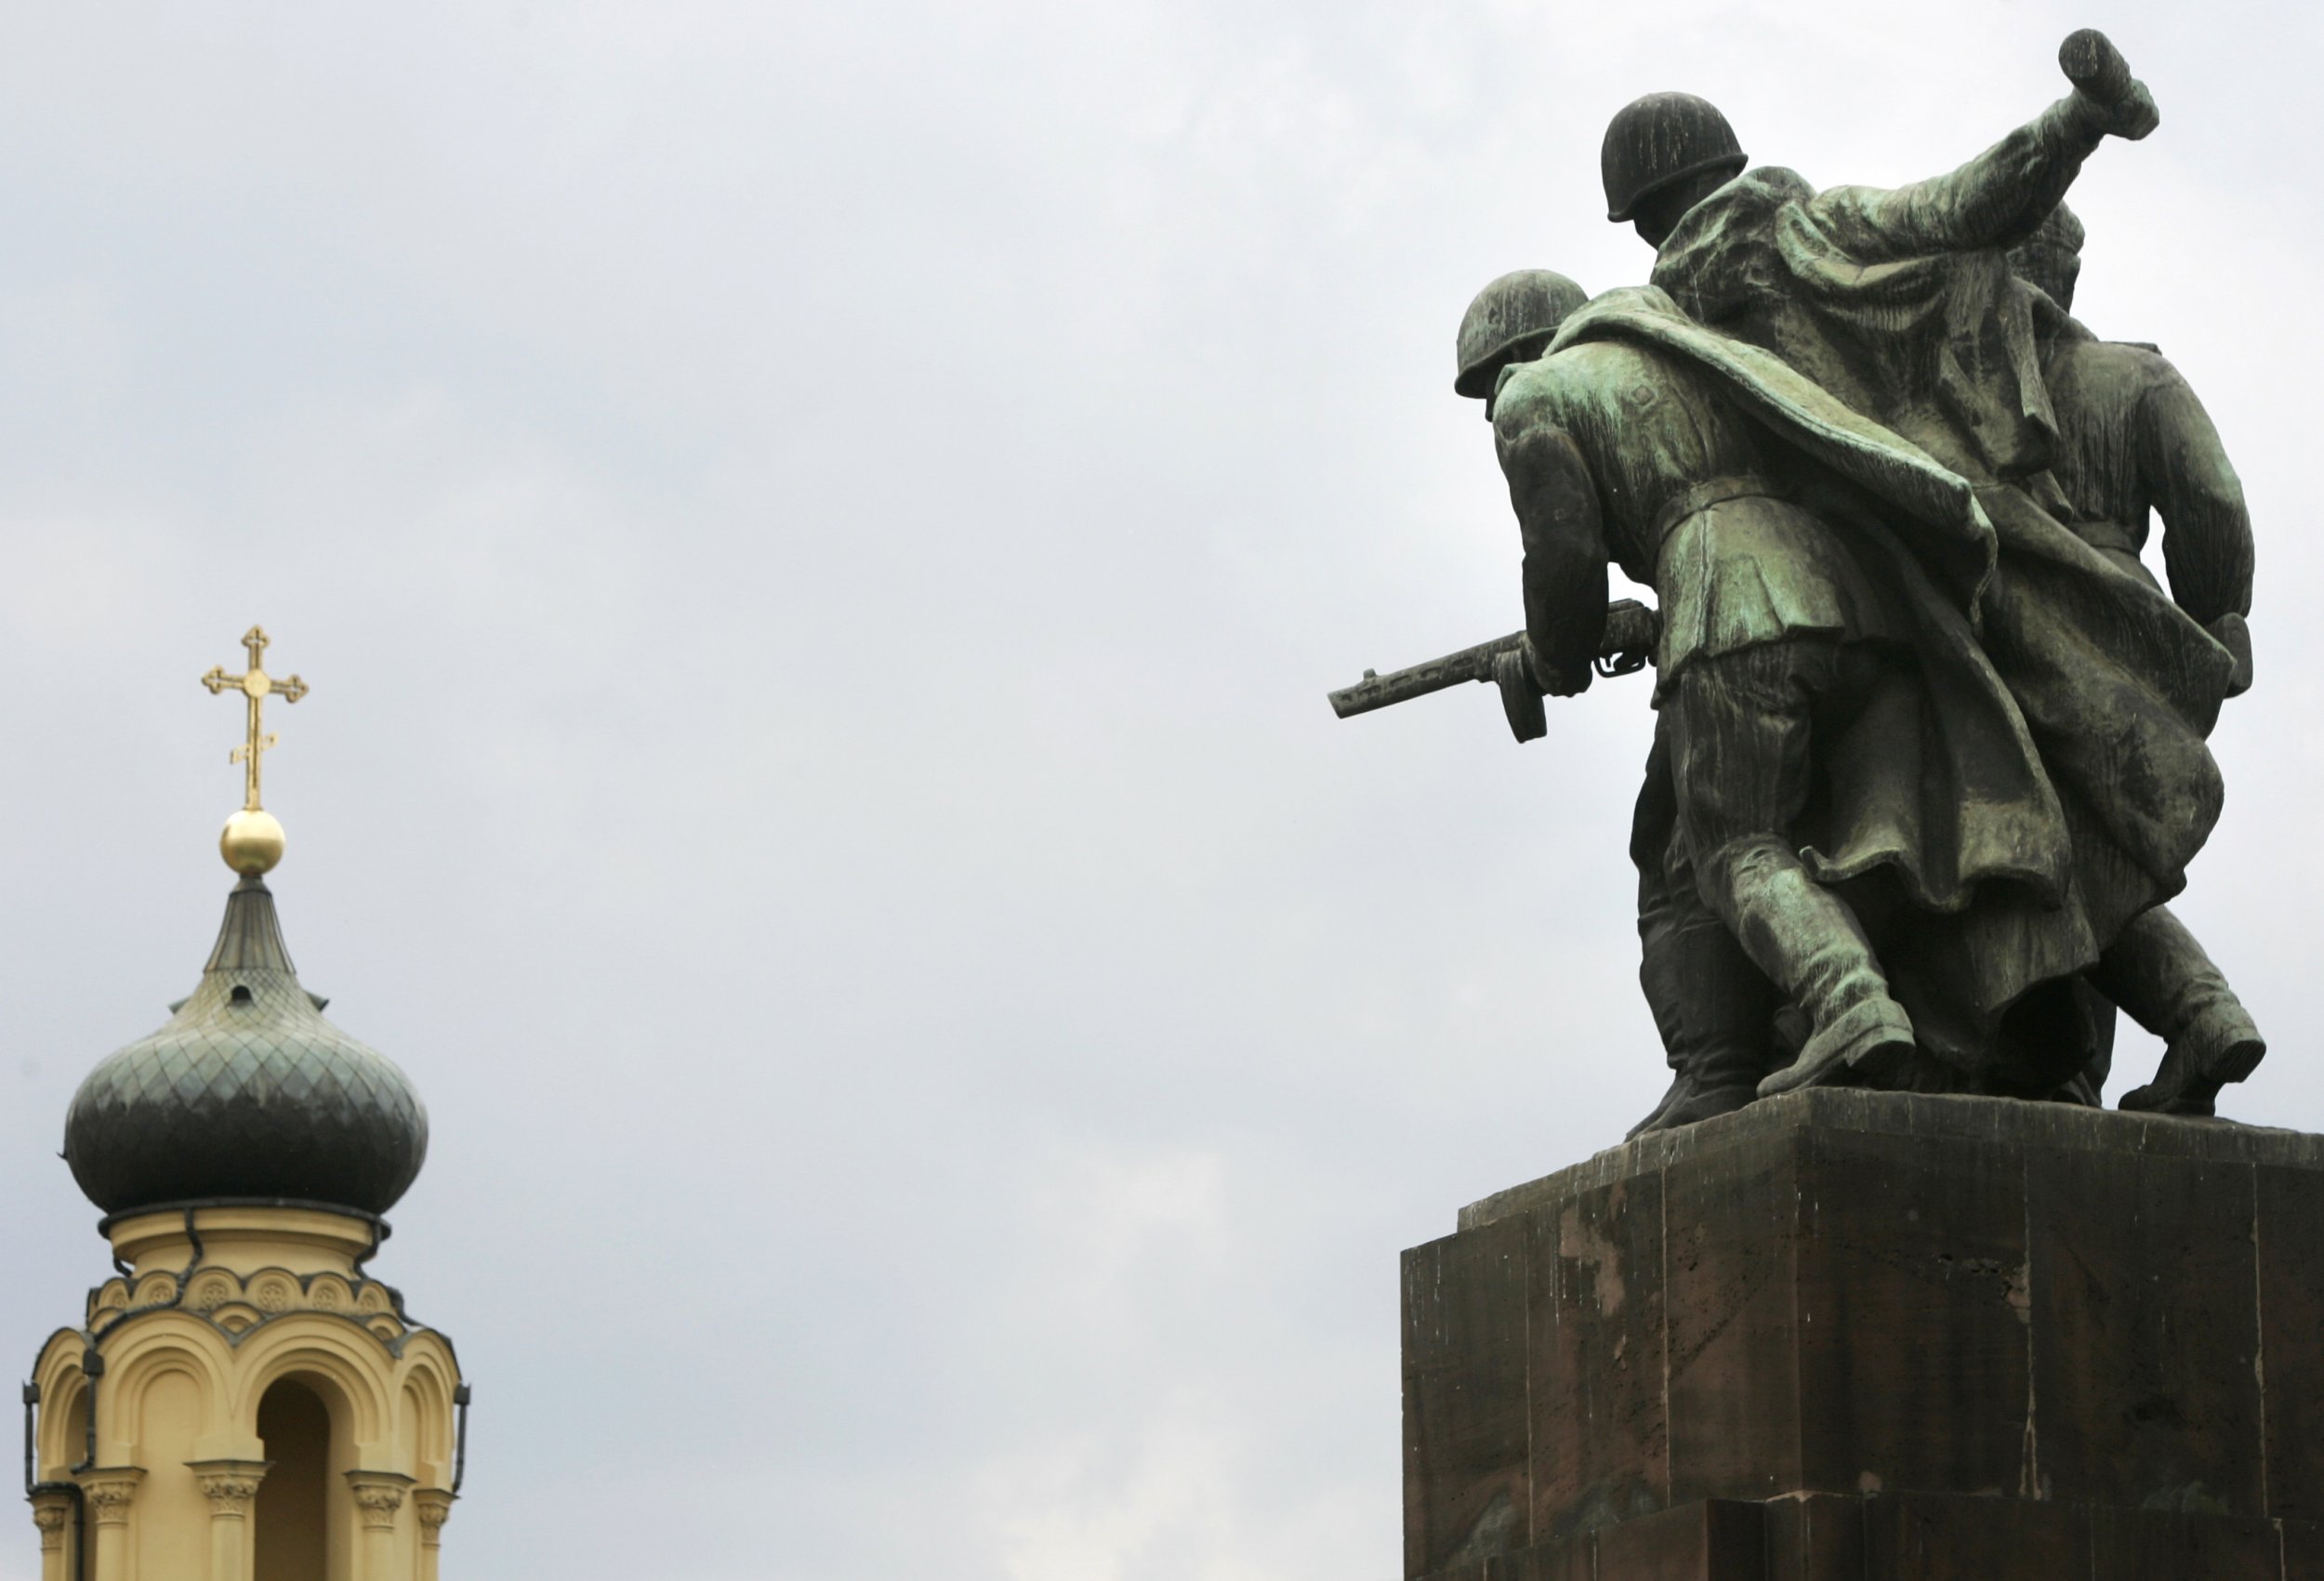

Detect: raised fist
[2061, 29, 2159, 141]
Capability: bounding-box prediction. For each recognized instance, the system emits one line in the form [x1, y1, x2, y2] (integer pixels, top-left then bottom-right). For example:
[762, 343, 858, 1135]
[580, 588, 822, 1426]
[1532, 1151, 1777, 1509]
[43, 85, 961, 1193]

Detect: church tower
[23, 628, 468, 1581]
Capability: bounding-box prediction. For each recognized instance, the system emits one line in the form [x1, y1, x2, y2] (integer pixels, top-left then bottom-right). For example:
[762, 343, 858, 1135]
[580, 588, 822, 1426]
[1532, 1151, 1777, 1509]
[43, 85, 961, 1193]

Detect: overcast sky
[0, 3, 2317, 1577]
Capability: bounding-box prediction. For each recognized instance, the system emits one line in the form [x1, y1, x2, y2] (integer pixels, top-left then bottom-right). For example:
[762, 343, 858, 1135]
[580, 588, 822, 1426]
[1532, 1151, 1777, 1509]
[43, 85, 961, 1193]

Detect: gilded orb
[219, 809, 285, 876]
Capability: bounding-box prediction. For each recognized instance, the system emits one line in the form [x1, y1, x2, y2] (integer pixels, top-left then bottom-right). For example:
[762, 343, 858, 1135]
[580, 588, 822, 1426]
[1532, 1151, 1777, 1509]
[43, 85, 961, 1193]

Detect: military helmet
[2007, 201, 2084, 310]
[1454, 270, 1588, 399]
[1601, 92, 1747, 223]
[2030, 201, 2086, 254]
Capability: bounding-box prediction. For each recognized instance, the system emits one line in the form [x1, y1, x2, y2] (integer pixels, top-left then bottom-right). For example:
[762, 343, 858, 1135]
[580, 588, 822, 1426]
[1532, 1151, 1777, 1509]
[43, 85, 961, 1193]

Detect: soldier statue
[1337, 30, 2263, 1126]
[1456, 271, 1787, 1134]
[2010, 204, 2264, 1114]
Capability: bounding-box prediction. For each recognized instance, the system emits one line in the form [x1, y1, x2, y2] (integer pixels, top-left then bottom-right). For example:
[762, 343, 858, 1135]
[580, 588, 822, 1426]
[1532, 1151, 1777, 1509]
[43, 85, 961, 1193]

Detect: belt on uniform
[1650, 473, 1781, 546]
[2068, 517, 2143, 558]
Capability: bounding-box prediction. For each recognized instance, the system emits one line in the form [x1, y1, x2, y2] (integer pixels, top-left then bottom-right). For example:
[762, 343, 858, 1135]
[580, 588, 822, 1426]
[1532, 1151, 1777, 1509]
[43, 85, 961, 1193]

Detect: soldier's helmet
[1601, 92, 1748, 223]
[1455, 270, 1589, 399]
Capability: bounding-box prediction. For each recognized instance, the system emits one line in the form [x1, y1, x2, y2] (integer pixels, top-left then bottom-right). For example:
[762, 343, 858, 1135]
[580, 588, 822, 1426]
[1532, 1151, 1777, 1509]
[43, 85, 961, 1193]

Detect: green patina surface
[65, 876, 427, 1217]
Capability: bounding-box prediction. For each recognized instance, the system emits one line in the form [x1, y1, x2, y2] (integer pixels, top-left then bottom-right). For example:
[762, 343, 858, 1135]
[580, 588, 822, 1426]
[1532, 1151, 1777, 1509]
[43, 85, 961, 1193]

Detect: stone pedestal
[1402, 1091, 2324, 1580]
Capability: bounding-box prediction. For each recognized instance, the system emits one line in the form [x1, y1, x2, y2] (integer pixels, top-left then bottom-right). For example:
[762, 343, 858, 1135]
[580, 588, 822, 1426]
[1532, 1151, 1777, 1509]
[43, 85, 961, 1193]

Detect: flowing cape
[1553, 288, 2233, 1083]
[1652, 165, 2064, 485]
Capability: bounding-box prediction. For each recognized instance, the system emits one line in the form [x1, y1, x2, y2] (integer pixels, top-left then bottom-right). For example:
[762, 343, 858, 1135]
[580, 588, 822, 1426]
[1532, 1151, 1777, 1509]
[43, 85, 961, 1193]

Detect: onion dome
[63, 875, 429, 1217]
[63, 625, 426, 1219]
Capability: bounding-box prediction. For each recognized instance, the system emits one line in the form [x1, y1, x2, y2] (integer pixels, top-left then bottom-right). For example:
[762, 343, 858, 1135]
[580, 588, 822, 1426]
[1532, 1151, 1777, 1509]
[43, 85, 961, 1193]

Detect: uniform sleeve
[1498, 422, 1610, 691]
[2138, 363, 2254, 623]
[1807, 96, 2106, 262]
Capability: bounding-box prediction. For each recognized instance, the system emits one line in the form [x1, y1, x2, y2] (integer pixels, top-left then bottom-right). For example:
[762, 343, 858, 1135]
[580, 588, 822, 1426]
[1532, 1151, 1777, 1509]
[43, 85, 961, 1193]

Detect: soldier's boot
[1626, 913, 1693, 1138]
[1679, 837, 1916, 1099]
[1631, 917, 1781, 1135]
[2102, 906, 2265, 1117]
[1626, 1063, 1689, 1140]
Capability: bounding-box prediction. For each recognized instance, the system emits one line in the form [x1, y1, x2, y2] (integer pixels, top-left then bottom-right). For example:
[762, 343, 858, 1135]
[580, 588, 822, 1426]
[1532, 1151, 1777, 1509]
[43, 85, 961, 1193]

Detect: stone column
[344, 1469, 415, 1579]
[28, 1486, 75, 1581]
[78, 1469, 143, 1581]
[188, 1459, 271, 1581]
[413, 1488, 455, 1581]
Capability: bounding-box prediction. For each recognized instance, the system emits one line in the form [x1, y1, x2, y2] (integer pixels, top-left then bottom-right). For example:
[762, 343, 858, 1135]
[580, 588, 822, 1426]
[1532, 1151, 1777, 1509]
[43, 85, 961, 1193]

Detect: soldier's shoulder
[2104, 339, 2168, 360]
[2094, 339, 2182, 392]
[1542, 336, 1660, 388]
[1657, 167, 1806, 260]
[1493, 338, 1652, 415]
[1739, 165, 1815, 198]
[2051, 334, 2173, 377]
[1708, 165, 1816, 217]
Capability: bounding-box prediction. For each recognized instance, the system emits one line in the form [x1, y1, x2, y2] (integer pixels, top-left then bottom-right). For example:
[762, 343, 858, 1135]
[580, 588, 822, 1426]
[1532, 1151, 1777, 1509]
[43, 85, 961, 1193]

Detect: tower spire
[32, 623, 462, 1579]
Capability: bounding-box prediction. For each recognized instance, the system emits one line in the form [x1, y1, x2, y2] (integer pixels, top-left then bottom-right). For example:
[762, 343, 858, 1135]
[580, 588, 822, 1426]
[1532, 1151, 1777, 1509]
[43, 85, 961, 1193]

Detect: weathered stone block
[1860, 1491, 2091, 1577]
[2283, 1519, 2324, 1581]
[1404, 1214, 1531, 1574]
[1405, 1090, 2324, 1580]
[1594, 1500, 1765, 1579]
[1762, 1494, 1865, 1580]
[1527, 1170, 1669, 1540]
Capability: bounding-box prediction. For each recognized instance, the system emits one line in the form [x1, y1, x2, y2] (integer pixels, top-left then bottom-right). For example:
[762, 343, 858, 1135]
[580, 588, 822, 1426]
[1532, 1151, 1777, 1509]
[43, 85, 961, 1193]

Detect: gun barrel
[1328, 633, 1517, 718]
[1328, 599, 1660, 719]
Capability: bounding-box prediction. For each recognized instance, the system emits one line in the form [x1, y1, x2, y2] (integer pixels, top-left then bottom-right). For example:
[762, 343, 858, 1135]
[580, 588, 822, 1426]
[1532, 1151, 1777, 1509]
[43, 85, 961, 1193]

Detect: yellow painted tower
[23, 628, 468, 1580]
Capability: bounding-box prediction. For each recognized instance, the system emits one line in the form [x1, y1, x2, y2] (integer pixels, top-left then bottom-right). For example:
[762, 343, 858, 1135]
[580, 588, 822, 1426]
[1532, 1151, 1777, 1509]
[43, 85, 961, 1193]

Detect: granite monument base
[1403, 1091, 2324, 1580]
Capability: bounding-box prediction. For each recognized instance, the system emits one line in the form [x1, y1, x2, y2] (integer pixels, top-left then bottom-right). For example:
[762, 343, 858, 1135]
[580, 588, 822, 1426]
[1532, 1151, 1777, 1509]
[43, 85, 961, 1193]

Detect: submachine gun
[1327, 598, 1659, 742]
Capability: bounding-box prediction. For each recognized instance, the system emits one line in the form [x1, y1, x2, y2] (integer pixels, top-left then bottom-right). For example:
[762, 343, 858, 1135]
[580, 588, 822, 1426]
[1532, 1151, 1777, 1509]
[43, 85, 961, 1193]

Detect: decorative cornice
[85, 1262, 422, 1353]
[414, 1486, 456, 1547]
[81, 1467, 146, 1526]
[345, 1469, 416, 1532]
[188, 1458, 272, 1517]
[29, 1493, 71, 1550]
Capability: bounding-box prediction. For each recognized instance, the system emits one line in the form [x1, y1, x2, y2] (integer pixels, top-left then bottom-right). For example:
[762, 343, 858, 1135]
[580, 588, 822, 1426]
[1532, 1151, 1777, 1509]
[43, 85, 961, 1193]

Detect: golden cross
[200, 626, 308, 812]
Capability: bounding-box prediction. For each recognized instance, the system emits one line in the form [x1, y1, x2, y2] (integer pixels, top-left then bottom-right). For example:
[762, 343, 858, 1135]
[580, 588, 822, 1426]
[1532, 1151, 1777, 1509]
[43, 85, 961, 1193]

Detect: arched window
[255, 1379, 332, 1581]
[56, 1387, 87, 1482]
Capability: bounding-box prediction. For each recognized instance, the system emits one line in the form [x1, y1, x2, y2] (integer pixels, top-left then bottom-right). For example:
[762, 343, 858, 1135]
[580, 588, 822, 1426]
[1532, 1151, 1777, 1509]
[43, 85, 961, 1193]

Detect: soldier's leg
[1629, 717, 1783, 1136]
[1627, 732, 1692, 1136]
[1633, 826, 1784, 1132]
[2094, 904, 2265, 1115]
[1666, 639, 1916, 1096]
[2054, 980, 2118, 1106]
[1632, 721, 1687, 1080]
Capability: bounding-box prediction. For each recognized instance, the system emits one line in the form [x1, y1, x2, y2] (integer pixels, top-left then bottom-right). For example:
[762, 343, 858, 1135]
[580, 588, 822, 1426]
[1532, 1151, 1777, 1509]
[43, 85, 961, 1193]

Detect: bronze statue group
[1449, 31, 2263, 1134]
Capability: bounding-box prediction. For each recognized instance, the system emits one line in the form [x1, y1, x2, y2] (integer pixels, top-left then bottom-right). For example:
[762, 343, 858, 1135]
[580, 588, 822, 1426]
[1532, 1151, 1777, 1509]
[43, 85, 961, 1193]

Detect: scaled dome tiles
[63, 876, 428, 1217]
